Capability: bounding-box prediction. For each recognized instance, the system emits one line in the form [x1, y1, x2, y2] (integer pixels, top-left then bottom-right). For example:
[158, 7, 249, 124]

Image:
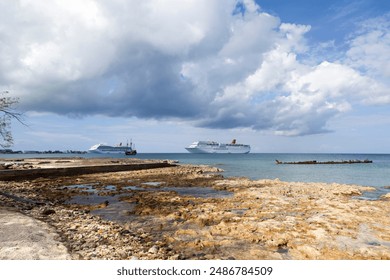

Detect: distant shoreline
[0, 149, 87, 155]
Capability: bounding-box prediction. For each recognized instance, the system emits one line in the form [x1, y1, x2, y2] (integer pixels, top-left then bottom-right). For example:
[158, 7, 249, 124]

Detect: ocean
[139, 153, 390, 187]
[131, 153, 390, 200]
[3, 152, 390, 188]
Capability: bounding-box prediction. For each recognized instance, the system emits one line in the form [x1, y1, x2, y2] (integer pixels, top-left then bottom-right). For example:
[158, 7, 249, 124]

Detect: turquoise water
[135, 153, 390, 187]
[2, 153, 390, 187]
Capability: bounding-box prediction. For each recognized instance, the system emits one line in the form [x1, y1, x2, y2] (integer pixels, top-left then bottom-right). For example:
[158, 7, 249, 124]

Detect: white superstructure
[185, 139, 250, 154]
[88, 142, 135, 154]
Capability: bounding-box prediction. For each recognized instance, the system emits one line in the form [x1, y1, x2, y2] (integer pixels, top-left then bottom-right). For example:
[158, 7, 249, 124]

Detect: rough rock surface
[1, 159, 389, 260]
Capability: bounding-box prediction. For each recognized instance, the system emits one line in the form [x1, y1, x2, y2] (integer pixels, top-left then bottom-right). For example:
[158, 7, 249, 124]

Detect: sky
[1, 0, 390, 153]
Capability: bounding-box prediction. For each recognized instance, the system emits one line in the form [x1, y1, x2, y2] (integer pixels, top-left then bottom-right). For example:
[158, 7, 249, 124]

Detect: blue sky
[2, 0, 390, 153]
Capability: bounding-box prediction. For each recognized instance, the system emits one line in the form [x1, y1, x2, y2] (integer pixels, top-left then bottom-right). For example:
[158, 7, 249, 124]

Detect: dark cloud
[1, 0, 389, 137]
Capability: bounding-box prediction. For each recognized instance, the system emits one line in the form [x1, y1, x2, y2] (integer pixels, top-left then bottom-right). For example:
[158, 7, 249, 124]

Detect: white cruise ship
[185, 139, 250, 154]
[88, 142, 136, 154]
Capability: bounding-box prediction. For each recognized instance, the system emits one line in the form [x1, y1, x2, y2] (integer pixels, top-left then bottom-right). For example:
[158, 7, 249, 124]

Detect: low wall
[0, 162, 175, 181]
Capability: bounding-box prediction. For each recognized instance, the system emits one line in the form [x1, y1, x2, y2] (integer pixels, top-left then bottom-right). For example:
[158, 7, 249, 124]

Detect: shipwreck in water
[275, 159, 373, 165]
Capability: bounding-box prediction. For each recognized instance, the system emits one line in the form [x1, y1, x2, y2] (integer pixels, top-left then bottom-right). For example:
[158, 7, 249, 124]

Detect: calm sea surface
[3, 153, 390, 187]
[141, 153, 390, 187]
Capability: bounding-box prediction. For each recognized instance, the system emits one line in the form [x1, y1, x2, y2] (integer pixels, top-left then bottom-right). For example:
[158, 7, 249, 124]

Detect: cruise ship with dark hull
[88, 142, 136, 154]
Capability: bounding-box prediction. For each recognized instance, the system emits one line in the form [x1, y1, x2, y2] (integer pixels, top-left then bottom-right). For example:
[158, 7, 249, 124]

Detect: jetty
[275, 159, 373, 165]
[0, 157, 177, 181]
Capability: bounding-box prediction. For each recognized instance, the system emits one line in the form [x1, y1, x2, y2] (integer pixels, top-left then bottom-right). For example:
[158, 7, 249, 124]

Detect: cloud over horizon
[1, 0, 390, 136]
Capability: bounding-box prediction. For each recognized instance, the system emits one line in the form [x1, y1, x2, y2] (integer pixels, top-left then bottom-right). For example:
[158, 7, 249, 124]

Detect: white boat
[185, 139, 250, 154]
[88, 141, 136, 154]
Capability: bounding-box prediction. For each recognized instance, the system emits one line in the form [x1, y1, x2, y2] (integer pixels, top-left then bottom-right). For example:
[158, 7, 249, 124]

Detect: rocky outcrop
[1, 161, 389, 260]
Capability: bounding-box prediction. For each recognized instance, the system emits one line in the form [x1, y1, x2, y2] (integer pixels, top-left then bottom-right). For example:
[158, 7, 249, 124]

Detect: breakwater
[0, 158, 176, 181]
[275, 159, 373, 164]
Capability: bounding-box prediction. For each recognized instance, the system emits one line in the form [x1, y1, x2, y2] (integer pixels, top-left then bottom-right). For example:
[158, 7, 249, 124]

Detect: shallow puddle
[91, 200, 136, 223]
[66, 192, 116, 205]
[355, 186, 390, 201]
[105, 185, 117, 191]
[227, 208, 248, 215]
[64, 184, 233, 223]
[142, 182, 163, 186]
[276, 247, 289, 254]
[63, 184, 97, 193]
[123, 185, 232, 198]
[162, 187, 232, 198]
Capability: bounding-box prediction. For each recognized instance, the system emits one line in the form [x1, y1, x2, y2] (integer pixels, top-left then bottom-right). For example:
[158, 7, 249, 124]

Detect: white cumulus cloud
[1, 0, 389, 136]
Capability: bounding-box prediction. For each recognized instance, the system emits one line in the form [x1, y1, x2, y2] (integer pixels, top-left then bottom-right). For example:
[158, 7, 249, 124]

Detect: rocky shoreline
[1, 158, 390, 260]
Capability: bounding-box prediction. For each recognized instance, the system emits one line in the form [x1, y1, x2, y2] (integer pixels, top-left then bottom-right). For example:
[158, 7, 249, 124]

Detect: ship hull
[185, 140, 250, 154]
[88, 149, 128, 154]
[185, 147, 250, 154]
[88, 144, 134, 154]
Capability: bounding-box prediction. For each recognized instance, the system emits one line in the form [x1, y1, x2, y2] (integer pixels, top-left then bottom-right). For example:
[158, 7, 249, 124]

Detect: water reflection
[64, 183, 233, 223]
